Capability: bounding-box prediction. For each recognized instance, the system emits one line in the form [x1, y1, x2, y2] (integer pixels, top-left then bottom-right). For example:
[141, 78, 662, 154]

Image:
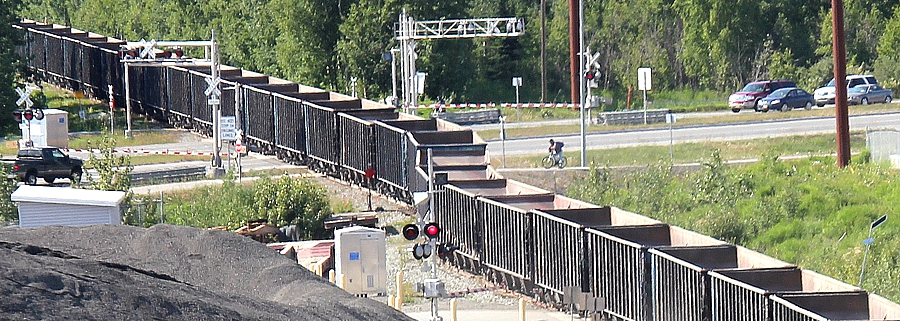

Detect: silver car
[814, 74, 878, 106]
[847, 84, 893, 105]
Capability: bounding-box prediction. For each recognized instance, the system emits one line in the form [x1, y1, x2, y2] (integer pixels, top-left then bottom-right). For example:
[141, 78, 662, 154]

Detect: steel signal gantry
[394, 10, 524, 113]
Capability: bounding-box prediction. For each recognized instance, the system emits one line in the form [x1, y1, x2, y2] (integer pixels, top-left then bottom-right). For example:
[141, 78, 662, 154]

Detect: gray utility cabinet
[334, 226, 387, 296]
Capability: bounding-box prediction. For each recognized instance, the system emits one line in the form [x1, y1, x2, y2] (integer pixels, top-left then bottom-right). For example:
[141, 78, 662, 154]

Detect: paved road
[486, 111, 900, 157]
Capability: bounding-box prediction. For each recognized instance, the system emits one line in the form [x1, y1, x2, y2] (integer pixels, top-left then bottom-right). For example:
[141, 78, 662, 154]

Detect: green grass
[493, 132, 868, 168]
[68, 131, 181, 149]
[566, 151, 900, 302]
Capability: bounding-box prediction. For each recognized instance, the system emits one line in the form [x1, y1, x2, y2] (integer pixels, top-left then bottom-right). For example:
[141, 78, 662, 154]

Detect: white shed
[12, 185, 127, 228]
[334, 226, 387, 296]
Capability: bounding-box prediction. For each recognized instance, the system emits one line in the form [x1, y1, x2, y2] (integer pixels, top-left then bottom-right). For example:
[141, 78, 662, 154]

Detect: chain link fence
[120, 193, 166, 227]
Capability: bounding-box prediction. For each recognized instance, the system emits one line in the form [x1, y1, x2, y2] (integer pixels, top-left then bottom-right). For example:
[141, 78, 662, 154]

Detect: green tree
[84, 135, 134, 192]
[2, 0, 26, 134]
[874, 6, 900, 89]
[280, 0, 350, 92]
[0, 164, 19, 225]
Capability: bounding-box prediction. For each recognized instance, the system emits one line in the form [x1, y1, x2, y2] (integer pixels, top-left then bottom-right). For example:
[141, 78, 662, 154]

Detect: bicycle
[541, 152, 567, 169]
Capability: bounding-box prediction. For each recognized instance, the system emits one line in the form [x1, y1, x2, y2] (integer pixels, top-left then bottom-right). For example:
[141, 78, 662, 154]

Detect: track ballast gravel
[0, 224, 414, 321]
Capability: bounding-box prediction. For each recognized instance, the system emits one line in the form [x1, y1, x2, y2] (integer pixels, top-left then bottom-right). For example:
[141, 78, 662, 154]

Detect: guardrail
[597, 109, 670, 125]
[130, 164, 208, 185]
[430, 109, 502, 125]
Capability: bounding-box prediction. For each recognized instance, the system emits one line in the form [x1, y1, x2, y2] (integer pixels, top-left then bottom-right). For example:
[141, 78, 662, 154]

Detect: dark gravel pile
[0, 224, 413, 321]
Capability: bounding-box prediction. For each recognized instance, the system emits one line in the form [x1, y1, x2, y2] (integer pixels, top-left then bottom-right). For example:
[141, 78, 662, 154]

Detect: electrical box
[423, 278, 445, 298]
[334, 226, 387, 296]
[20, 109, 69, 148]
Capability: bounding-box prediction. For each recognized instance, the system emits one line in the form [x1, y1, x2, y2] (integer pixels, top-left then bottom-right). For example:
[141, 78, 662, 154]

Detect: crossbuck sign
[205, 76, 221, 105]
[15, 87, 33, 108]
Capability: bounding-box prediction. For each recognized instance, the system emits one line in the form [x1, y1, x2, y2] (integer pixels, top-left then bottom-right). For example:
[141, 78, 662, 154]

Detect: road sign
[207, 98, 220, 105]
[512, 77, 522, 87]
[138, 39, 157, 59]
[221, 116, 236, 141]
[15, 87, 33, 108]
[205, 77, 222, 97]
[638, 68, 652, 91]
[871, 215, 887, 229]
[585, 51, 601, 70]
[235, 140, 244, 153]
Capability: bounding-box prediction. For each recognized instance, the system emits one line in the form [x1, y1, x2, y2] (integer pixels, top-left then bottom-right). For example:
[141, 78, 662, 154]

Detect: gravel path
[307, 175, 564, 318]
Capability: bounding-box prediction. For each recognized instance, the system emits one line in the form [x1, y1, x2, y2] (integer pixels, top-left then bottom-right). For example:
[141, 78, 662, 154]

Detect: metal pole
[643, 88, 648, 125]
[211, 30, 222, 169]
[108, 84, 114, 135]
[124, 64, 133, 138]
[426, 148, 441, 321]
[859, 226, 873, 287]
[391, 48, 399, 107]
[500, 116, 506, 168]
[669, 119, 674, 163]
[235, 84, 243, 135]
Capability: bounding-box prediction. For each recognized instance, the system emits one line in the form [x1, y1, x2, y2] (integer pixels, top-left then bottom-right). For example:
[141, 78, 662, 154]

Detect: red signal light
[423, 222, 439, 238]
[402, 223, 419, 241]
[12, 110, 22, 122]
[23, 109, 33, 121]
[585, 70, 596, 80]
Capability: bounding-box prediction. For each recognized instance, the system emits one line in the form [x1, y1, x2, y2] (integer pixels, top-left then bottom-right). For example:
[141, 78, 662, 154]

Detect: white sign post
[666, 112, 676, 163]
[638, 68, 652, 124]
[859, 214, 887, 287]
[512, 77, 522, 119]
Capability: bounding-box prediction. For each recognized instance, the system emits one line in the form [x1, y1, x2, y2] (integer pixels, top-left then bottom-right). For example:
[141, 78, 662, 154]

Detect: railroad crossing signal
[402, 222, 442, 260]
[402, 223, 420, 240]
[16, 87, 33, 108]
[205, 76, 221, 97]
[423, 222, 440, 238]
[139, 39, 157, 59]
[205, 76, 221, 105]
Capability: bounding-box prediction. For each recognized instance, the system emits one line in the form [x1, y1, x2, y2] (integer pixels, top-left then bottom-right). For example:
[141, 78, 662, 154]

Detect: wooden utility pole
[832, 0, 850, 167]
[569, 0, 580, 106]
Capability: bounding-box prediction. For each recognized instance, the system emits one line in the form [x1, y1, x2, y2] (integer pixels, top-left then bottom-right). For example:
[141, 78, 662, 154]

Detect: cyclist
[548, 139, 564, 165]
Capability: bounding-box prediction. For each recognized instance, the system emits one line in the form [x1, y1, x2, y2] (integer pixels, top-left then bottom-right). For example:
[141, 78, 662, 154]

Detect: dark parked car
[847, 84, 893, 105]
[757, 87, 815, 112]
[2, 147, 83, 185]
[729, 79, 796, 113]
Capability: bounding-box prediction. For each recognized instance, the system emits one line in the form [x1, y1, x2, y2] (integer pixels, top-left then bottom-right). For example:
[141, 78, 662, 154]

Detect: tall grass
[569, 151, 900, 301]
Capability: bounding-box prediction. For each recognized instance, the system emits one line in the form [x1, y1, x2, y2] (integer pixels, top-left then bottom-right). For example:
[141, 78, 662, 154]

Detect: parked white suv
[814, 74, 878, 107]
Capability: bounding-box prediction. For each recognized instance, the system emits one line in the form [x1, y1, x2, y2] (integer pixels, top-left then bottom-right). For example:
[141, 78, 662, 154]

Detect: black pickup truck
[2, 147, 83, 185]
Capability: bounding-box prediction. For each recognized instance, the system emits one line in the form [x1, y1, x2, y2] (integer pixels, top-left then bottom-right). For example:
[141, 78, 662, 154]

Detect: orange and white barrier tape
[65, 147, 231, 157]
[416, 103, 577, 109]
